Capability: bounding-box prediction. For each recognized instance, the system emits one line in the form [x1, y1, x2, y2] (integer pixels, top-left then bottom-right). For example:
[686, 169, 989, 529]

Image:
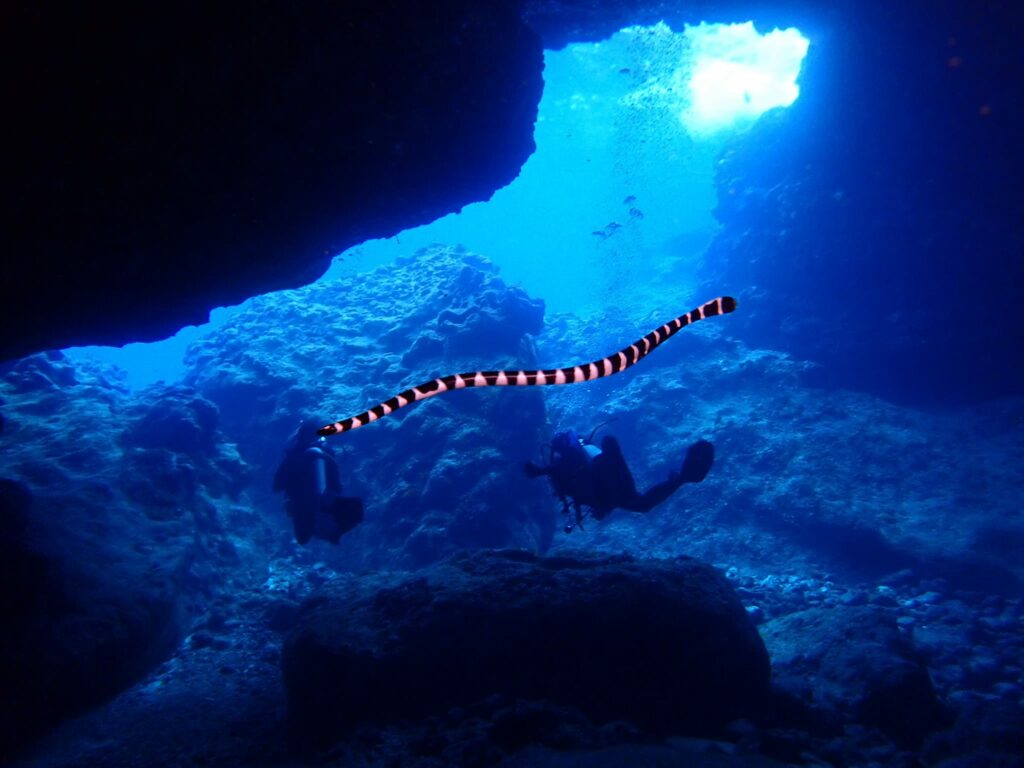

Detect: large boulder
[761, 606, 950, 748]
[282, 550, 771, 745]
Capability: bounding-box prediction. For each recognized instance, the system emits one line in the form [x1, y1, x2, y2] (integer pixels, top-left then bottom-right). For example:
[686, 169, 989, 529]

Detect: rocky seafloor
[1, 247, 1022, 767]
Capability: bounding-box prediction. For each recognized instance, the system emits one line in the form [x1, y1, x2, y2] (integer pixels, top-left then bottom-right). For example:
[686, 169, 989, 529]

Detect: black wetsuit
[273, 426, 363, 545]
[526, 431, 714, 525]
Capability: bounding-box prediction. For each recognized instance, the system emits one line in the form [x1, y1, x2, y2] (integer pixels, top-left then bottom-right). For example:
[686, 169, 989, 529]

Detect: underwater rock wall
[698, 0, 1024, 405]
[536, 309, 1024, 594]
[283, 549, 770, 743]
[3, 2, 542, 360]
[0, 300, 1018, 765]
[185, 246, 554, 569]
[0, 354, 258, 758]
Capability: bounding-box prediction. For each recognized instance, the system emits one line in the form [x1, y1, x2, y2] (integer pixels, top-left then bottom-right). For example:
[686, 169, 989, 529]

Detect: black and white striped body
[318, 296, 737, 437]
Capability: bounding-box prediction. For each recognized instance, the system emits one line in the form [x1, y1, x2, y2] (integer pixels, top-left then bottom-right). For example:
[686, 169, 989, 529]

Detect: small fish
[628, 207, 644, 220]
[605, 222, 622, 232]
[591, 230, 608, 239]
[623, 195, 637, 205]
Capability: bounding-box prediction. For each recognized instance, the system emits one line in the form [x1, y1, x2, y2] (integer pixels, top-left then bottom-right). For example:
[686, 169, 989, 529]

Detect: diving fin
[330, 496, 364, 535]
[679, 439, 714, 484]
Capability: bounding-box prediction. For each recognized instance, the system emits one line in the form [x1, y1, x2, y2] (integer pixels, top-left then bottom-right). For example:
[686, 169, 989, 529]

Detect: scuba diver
[524, 426, 715, 533]
[273, 420, 364, 545]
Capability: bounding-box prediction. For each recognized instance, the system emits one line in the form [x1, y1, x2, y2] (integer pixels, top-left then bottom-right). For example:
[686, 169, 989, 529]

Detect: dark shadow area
[3, 2, 542, 359]
[767, 516, 1023, 596]
[695, 0, 1024, 406]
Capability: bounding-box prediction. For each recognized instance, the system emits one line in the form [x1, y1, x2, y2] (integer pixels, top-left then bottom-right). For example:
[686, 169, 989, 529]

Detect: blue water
[4, 15, 1023, 768]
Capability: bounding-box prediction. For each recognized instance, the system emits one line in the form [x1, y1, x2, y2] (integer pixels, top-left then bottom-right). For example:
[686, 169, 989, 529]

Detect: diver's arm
[524, 461, 550, 478]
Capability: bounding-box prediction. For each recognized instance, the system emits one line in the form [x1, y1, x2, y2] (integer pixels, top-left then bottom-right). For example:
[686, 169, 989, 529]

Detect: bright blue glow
[325, 28, 725, 316]
[682, 22, 809, 135]
[64, 306, 238, 389]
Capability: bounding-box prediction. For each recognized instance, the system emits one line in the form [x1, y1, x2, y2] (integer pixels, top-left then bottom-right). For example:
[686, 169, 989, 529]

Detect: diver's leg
[620, 440, 715, 513]
[331, 495, 364, 531]
[318, 494, 364, 544]
[289, 499, 315, 545]
[619, 477, 684, 512]
[591, 436, 640, 503]
[679, 439, 714, 484]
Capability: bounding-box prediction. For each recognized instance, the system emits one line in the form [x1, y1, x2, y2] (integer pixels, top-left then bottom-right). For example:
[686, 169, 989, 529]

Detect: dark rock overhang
[3, 1, 543, 360]
[5, 0, 1021, 409]
[0, 0, 841, 363]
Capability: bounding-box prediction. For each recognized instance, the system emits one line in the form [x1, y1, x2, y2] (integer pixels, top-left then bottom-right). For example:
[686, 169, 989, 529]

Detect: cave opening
[64, 21, 808, 388]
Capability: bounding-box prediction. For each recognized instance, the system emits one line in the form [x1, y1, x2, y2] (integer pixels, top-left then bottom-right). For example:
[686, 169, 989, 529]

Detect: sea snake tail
[318, 295, 737, 437]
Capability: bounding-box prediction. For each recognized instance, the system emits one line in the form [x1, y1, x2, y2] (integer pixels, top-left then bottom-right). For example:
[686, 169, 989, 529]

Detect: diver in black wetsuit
[524, 428, 714, 532]
[273, 420, 364, 545]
